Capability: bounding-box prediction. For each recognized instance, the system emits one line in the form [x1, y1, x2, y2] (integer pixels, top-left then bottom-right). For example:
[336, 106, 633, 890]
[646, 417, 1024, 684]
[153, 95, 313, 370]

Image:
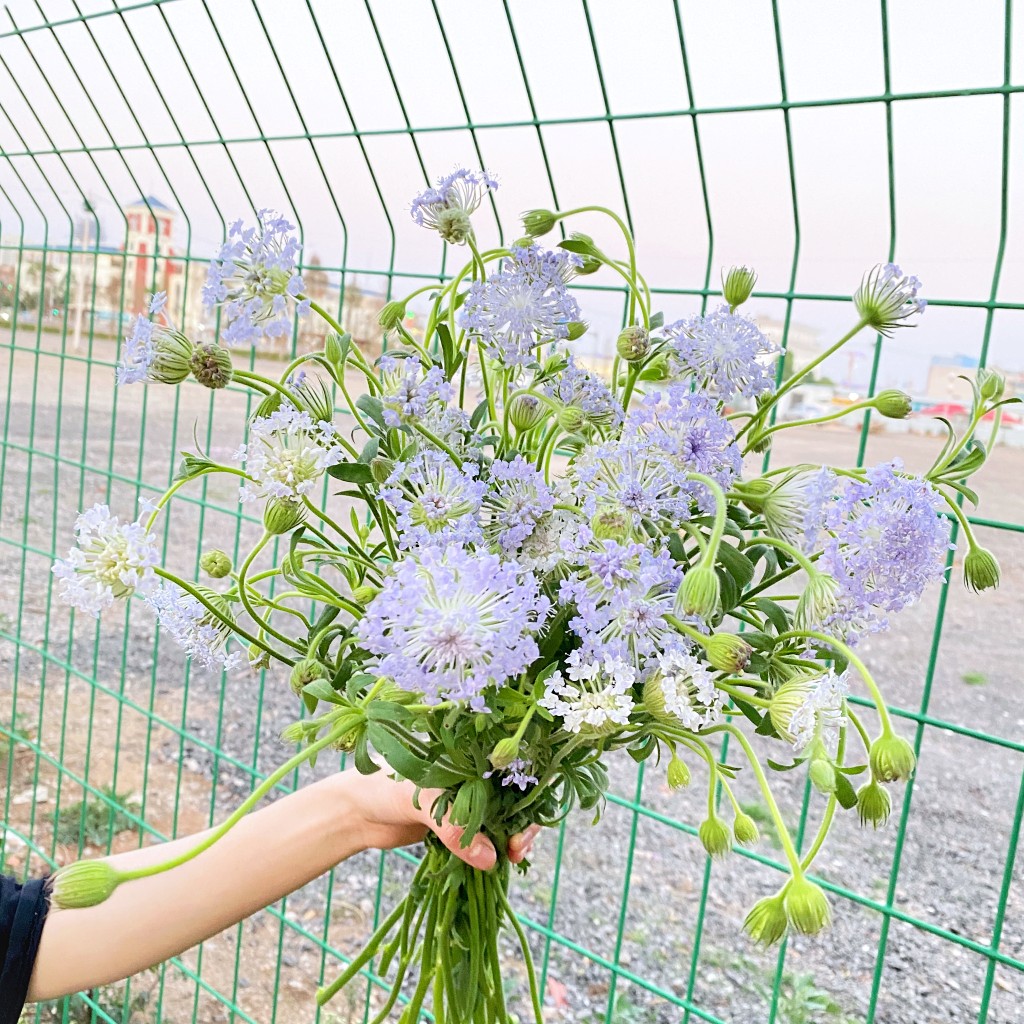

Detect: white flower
[235, 405, 345, 503]
[539, 650, 636, 734]
[52, 504, 160, 616]
[771, 670, 848, 754]
[650, 646, 722, 732]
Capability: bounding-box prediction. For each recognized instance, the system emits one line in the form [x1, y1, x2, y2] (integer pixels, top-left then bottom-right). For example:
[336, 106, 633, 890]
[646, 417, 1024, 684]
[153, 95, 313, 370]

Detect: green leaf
[558, 237, 599, 256]
[353, 732, 378, 775]
[356, 394, 387, 428]
[732, 698, 764, 728]
[767, 757, 806, 772]
[755, 597, 790, 634]
[173, 452, 217, 484]
[755, 712, 780, 738]
[327, 462, 375, 484]
[833, 770, 858, 810]
[648, 311, 664, 330]
[627, 734, 658, 763]
[716, 541, 755, 588]
[366, 722, 434, 785]
[742, 631, 776, 652]
[301, 679, 345, 705]
[837, 763, 868, 775]
[470, 399, 490, 429]
[358, 437, 380, 463]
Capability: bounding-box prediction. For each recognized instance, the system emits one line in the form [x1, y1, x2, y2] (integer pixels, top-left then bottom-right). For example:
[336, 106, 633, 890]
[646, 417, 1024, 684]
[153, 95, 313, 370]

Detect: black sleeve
[0, 874, 51, 1023]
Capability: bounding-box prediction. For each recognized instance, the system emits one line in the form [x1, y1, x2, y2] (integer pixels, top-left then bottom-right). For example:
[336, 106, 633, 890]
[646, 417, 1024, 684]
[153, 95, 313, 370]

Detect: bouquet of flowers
[50, 169, 1014, 1022]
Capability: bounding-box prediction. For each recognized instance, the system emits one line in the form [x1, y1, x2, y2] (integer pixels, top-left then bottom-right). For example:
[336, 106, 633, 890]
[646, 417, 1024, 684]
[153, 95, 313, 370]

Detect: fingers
[508, 823, 542, 865]
[431, 817, 498, 870]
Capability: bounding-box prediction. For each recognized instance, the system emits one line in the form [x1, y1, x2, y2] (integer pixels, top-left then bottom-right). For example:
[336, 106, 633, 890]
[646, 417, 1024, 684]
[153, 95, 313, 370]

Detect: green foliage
[962, 670, 987, 686]
[25, 982, 155, 1024]
[49, 785, 141, 847]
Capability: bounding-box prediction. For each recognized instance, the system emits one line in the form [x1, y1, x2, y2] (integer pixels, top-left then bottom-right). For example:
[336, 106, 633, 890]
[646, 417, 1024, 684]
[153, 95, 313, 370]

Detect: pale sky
[0, 0, 1021, 393]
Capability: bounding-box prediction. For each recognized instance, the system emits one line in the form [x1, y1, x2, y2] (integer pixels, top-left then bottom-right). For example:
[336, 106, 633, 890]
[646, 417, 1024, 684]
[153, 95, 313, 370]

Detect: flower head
[203, 210, 309, 345]
[358, 545, 549, 709]
[485, 758, 539, 791]
[52, 504, 160, 616]
[117, 309, 193, 387]
[378, 355, 453, 429]
[483, 456, 556, 554]
[382, 449, 485, 550]
[643, 646, 722, 732]
[755, 467, 836, 551]
[145, 583, 243, 672]
[538, 649, 636, 735]
[854, 263, 925, 334]
[234, 405, 346, 503]
[460, 245, 582, 369]
[545, 354, 622, 430]
[769, 670, 848, 755]
[410, 168, 498, 244]
[665, 305, 777, 400]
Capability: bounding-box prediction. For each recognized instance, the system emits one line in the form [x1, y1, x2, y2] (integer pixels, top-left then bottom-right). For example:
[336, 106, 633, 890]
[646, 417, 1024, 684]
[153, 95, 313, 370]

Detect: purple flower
[485, 758, 539, 791]
[813, 461, 951, 642]
[357, 545, 550, 708]
[379, 355, 453, 429]
[559, 541, 683, 667]
[117, 312, 193, 387]
[545, 353, 622, 429]
[145, 582, 243, 672]
[483, 456, 556, 553]
[460, 245, 582, 369]
[382, 449, 485, 551]
[854, 263, 926, 334]
[203, 210, 309, 345]
[665, 305, 777, 400]
[410, 168, 498, 244]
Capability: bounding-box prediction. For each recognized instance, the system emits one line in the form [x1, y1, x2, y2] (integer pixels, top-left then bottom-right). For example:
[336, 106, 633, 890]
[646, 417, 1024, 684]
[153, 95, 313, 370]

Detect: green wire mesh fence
[1, 1, 1022, 1021]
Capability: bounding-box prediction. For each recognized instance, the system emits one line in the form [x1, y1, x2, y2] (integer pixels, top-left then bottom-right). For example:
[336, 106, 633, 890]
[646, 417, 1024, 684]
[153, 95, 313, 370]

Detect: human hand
[340, 768, 542, 870]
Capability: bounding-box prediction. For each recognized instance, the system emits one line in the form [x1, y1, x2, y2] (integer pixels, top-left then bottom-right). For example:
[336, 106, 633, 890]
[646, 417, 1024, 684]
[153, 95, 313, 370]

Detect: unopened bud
[558, 405, 587, 434]
[289, 657, 330, 696]
[149, 329, 194, 385]
[856, 779, 892, 829]
[873, 389, 913, 419]
[263, 498, 306, 536]
[377, 301, 407, 332]
[733, 813, 760, 847]
[704, 633, 752, 674]
[508, 393, 550, 432]
[747, 432, 772, 455]
[794, 574, 841, 633]
[676, 564, 721, 620]
[616, 326, 650, 362]
[370, 456, 396, 485]
[591, 508, 632, 542]
[723, 265, 757, 308]
[352, 584, 379, 606]
[189, 343, 233, 389]
[200, 549, 233, 579]
[667, 755, 690, 790]
[521, 208, 559, 237]
[978, 367, 1006, 403]
[870, 732, 916, 783]
[783, 875, 832, 935]
[743, 893, 788, 946]
[808, 757, 837, 795]
[281, 721, 306, 744]
[735, 478, 773, 515]
[699, 815, 733, 858]
[51, 860, 123, 909]
[489, 736, 521, 770]
[324, 332, 347, 367]
[964, 545, 1000, 593]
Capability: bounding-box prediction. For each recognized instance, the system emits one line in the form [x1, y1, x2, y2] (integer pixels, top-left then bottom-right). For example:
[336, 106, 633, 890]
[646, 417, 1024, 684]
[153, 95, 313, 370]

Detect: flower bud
[281, 721, 306, 744]
[351, 584, 379, 606]
[743, 893, 788, 946]
[705, 633, 752, 674]
[370, 456, 396, 485]
[189, 343, 233, 389]
[675, 565, 721, 620]
[856, 779, 892, 829]
[200, 549, 233, 579]
[377, 301, 407, 332]
[722, 265, 757, 309]
[873, 389, 913, 419]
[558, 405, 587, 434]
[698, 815, 733, 859]
[521, 208, 559, 237]
[784, 875, 832, 935]
[508, 393, 549, 432]
[149, 329, 194, 385]
[747, 432, 772, 455]
[978, 367, 1006, 403]
[590, 508, 632, 543]
[616, 326, 650, 362]
[51, 860, 123, 909]
[667, 755, 690, 790]
[808, 757, 837, 795]
[263, 498, 306, 536]
[735, 478, 773, 515]
[489, 736, 521, 770]
[869, 731, 916, 783]
[964, 545, 1000, 593]
[249, 644, 271, 671]
[794, 573, 841, 633]
[324, 332, 347, 368]
[289, 657, 330, 696]
[733, 813, 760, 847]
[566, 321, 589, 341]
[568, 234, 602, 275]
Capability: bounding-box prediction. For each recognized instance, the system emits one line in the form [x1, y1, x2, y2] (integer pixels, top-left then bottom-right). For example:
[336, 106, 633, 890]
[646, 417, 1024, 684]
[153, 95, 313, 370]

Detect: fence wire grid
[1, 1, 1023, 1023]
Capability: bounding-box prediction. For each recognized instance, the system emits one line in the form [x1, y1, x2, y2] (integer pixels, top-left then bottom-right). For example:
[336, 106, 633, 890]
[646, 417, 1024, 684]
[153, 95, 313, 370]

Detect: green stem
[144, 466, 249, 532]
[412, 422, 464, 467]
[496, 881, 543, 1024]
[745, 398, 875, 452]
[752, 536, 821, 578]
[237, 534, 305, 653]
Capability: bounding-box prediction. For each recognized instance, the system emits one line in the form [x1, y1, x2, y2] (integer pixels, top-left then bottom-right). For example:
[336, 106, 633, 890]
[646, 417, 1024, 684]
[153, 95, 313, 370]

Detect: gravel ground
[1, 333, 1023, 1024]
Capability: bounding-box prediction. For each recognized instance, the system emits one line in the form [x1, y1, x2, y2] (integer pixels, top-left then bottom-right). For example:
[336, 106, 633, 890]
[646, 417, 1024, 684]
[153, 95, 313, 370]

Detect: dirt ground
[2, 330, 1023, 1024]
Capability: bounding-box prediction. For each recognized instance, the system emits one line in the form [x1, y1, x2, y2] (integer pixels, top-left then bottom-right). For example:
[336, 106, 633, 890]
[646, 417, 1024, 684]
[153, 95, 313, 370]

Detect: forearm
[28, 771, 366, 1001]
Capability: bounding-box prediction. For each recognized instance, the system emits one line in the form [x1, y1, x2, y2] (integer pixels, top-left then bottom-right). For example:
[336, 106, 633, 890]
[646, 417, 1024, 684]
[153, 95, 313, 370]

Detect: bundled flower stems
[51, 170, 1016, 1021]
